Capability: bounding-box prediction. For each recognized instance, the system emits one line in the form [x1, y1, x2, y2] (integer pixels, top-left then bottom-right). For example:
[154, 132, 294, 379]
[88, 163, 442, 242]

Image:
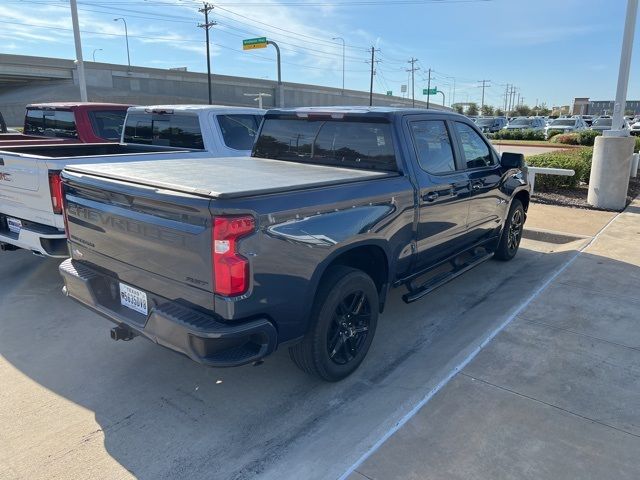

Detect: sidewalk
[347, 199, 640, 480]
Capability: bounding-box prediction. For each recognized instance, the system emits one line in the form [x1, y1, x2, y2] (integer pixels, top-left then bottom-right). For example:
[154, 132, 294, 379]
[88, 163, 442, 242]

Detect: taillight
[212, 215, 255, 296]
[48, 171, 63, 215]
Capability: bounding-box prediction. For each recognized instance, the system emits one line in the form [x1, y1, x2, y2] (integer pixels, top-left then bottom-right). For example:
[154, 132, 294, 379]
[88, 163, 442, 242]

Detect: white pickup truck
[0, 105, 264, 257]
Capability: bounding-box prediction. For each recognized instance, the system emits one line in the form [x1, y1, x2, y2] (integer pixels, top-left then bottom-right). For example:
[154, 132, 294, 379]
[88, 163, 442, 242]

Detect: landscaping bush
[491, 129, 545, 141]
[545, 129, 564, 140]
[576, 129, 601, 146]
[635, 136, 640, 153]
[526, 147, 593, 190]
[550, 133, 580, 145]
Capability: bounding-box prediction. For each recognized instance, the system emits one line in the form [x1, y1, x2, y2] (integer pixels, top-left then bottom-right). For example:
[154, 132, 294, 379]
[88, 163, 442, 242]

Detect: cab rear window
[253, 117, 397, 171]
[88, 110, 127, 141]
[24, 109, 78, 139]
[123, 113, 204, 149]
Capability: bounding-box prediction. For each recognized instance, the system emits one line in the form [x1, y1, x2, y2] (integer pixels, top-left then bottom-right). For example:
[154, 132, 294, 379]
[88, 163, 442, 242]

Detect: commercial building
[572, 97, 640, 116]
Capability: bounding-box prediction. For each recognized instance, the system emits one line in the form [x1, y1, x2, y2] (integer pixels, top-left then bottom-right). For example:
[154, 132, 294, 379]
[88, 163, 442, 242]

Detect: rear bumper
[0, 215, 67, 257]
[59, 259, 278, 367]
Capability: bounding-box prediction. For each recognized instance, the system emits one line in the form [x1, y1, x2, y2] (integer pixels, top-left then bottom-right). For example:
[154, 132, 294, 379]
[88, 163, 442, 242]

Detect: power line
[198, 2, 216, 104]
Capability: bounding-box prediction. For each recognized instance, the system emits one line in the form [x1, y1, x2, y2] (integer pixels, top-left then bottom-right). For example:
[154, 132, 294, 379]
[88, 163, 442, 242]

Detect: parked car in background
[630, 119, 640, 136]
[590, 116, 628, 134]
[0, 105, 265, 257]
[503, 117, 545, 131]
[475, 116, 507, 133]
[59, 106, 530, 381]
[0, 103, 131, 147]
[544, 117, 587, 138]
[581, 115, 594, 127]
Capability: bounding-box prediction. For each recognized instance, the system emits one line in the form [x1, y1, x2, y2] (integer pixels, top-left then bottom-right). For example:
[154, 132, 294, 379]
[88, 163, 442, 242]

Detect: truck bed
[64, 156, 394, 199]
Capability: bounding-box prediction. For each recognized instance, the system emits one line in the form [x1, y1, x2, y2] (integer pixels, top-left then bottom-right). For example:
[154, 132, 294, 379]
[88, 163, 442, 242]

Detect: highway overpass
[0, 53, 447, 125]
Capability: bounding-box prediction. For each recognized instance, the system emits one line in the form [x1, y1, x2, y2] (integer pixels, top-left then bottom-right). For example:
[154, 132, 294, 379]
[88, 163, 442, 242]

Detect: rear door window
[217, 114, 261, 150]
[123, 113, 204, 149]
[88, 110, 127, 140]
[24, 109, 43, 135]
[409, 120, 456, 175]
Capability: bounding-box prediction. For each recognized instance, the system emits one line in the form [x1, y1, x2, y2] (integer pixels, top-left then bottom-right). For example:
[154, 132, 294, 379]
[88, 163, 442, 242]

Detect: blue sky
[1, 0, 638, 108]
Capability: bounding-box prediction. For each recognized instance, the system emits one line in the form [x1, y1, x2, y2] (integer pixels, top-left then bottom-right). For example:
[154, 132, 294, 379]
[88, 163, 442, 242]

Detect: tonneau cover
[64, 156, 392, 198]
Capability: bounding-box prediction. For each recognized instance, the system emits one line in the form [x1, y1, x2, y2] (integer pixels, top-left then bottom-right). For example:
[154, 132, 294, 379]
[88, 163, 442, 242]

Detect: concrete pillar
[588, 135, 635, 210]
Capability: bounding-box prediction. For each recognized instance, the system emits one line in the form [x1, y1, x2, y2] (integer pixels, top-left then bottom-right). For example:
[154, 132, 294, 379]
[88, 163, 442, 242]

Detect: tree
[495, 108, 505, 117]
[514, 104, 532, 117]
[481, 104, 494, 116]
[466, 103, 479, 116]
[534, 103, 551, 116]
[453, 104, 464, 114]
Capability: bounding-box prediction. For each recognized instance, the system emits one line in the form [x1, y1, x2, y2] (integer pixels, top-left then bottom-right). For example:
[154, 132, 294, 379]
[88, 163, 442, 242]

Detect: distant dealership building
[572, 97, 640, 115]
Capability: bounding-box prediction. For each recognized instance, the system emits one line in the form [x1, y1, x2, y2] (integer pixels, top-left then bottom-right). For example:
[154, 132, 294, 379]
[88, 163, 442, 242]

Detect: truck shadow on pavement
[1, 241, 636, 480]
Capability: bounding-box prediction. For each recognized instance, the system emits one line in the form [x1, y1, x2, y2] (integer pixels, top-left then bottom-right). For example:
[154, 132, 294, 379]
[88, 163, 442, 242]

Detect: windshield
[509, 118, 533, 126]
[476, 118, 495, 126]
[123, 112, 204, 149]
[253, 117, 397, 171]
[88, 110, 127, 140]
[550, 119, 576, 126]
[593, 118, 612, 126]
[217, 114, 262, 150]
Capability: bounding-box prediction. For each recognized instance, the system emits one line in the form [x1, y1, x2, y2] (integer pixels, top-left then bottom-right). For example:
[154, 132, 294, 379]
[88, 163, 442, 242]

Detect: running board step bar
[402, 252, 493, 303]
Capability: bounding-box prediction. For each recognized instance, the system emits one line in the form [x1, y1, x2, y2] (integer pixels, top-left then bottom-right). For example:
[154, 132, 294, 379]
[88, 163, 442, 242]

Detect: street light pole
[332, 36, 345, 94]
[267, 41, 283, 107]
[588, 0, 638, 210]
[69, 0, 87, 102]
[92, 48, 102, 62]
[113, 18, 130, 70]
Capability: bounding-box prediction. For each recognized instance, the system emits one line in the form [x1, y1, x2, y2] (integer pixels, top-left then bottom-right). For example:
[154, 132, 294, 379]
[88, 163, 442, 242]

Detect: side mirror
[501, 152, 525, 169]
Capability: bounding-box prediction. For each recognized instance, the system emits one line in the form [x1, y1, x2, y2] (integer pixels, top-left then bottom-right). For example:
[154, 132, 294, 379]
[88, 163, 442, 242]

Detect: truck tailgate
[63, 170, 215, 310]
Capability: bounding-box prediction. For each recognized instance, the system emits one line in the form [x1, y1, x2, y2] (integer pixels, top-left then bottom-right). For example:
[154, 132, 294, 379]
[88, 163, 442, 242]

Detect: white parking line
[337, 209, 622, 480]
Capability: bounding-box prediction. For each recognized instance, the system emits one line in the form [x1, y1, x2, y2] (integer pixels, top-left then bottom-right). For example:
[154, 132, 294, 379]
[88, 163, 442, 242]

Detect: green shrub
[550, 133, 580, 145]
[576, 129, 601, 146]
[635, 136, 640, 153]
[526, 147, 593, 190]
[546, 129, 564, 140]
[492, 129, 545, 141]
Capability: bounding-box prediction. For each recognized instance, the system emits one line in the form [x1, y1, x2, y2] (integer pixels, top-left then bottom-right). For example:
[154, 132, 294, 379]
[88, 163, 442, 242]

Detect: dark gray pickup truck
[59, 107, 530, 381]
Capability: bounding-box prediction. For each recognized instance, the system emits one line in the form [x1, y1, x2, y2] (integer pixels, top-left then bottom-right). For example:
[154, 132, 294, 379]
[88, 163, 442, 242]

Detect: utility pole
[332, 37, 345, 94]
[406, 58, 419, 108]
[503, 84, 510, 113]
[69, 0, 88, 101]
[477, 79, 490, 114]
[198, 3, 216, 105]
[426, 67, 432, 109]
[368, 46, 378, 107]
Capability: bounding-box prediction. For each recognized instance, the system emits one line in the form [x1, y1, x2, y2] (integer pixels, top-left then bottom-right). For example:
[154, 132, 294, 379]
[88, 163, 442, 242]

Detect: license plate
[7, 217, 22, 234]
[119, 282, 148, 315]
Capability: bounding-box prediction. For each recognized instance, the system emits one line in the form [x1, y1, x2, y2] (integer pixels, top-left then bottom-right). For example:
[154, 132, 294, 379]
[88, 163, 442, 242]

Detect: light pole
[332, 36, 345, 94]
[69, 0, 87, 101]
[113, 18, 130, 70]
[92, 48, 102, 62]
[267, 40, 283, 107]
[588, 0, 638, 210]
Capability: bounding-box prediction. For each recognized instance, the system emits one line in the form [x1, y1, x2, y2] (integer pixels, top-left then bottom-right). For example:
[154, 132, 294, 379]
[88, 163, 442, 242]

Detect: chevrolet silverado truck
[59, 107, 530, 381]
[0, 103, 132, 147]
[0, 105, 264, 256]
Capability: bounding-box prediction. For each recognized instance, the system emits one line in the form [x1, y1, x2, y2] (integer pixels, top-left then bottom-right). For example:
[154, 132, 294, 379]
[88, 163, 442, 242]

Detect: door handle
[423, 192, 439, 202]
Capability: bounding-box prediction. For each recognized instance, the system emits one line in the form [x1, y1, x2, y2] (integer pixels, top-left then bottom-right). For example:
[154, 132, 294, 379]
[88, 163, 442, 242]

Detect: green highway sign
[386, 90, 393, 96]
[243, 37, 268, 50]
[423, 87, 438, 95]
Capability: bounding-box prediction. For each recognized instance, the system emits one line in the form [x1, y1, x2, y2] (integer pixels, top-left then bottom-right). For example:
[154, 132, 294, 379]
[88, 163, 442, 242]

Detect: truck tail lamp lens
[48, 171, 63, 215]
[212, 216, 255, 296]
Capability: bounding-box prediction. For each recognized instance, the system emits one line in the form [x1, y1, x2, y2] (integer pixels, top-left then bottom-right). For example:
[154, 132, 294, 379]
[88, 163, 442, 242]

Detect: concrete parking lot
[0, 205, 620, 480]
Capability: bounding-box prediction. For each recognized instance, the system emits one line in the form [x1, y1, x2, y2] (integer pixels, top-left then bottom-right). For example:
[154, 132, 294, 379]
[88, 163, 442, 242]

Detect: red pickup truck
[0, 103, 131, 146]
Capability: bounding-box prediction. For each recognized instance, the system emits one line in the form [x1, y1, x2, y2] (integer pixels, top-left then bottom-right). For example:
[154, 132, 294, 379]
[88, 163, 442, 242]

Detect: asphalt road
[0, 233, 585, 480]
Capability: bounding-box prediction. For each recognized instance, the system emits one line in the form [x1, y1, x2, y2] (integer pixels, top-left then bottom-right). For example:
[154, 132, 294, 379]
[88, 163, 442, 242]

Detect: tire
[289, 266, 379, 382]
[494, 198, 525, 261]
